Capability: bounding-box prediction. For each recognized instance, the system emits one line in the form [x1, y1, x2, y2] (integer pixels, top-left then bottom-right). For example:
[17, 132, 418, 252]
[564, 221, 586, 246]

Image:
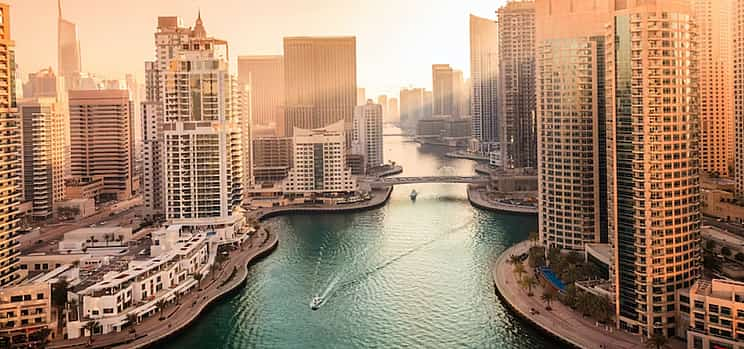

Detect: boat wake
[311, 217, 475, 308]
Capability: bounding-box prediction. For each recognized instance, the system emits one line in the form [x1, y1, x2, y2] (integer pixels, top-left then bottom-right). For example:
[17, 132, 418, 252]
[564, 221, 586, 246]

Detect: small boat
[310, 296, 323, 310]
[410, 189, 418, 201]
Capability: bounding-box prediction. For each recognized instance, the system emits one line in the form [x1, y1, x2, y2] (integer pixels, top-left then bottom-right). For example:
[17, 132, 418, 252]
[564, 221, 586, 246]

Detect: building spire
[193, 9, 207, 38]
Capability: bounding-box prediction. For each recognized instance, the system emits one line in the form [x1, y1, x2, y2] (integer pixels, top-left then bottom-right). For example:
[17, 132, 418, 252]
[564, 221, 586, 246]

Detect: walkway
[468, 186, 537, 215]
[251, 186, 393, 221]
[493, 241, 644, 349]
[49, 229, 279, 349]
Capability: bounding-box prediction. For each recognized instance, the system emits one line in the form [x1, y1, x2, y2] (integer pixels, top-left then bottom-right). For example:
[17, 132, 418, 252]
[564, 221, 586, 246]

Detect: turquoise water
[164, 130, 556, 348]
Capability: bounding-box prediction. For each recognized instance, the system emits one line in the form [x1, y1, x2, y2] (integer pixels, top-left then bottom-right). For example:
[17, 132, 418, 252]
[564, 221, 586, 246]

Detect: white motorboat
[310, 296, 323, 310]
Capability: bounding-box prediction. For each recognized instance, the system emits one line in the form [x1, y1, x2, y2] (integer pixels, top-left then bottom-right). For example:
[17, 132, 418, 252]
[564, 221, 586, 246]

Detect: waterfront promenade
[253, 186, 393, 221]
[468, 186, 537, 215]
[493, 241, 644, 349]
[48, 229, 278, 349]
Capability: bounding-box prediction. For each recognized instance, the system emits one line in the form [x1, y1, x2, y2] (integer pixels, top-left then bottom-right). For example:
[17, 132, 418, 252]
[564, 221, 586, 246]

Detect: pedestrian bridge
[379, 176, 489, 185]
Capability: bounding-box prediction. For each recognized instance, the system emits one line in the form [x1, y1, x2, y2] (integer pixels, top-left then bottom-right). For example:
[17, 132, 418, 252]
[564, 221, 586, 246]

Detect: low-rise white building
[59, 227, 133, 254]
[67, 232, 210, 338]
[282, 121, 357, 197]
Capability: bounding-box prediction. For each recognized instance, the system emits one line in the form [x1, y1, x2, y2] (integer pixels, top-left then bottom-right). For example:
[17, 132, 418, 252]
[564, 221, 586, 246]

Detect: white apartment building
[68, 232, 209, 338]
[352, 100, 384, 169]
[161, 22, 245, 240]
[282, 121, 357, 196]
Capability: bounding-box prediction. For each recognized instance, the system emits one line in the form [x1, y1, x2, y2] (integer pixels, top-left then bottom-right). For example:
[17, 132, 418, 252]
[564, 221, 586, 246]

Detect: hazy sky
[8, 0, 505, 97]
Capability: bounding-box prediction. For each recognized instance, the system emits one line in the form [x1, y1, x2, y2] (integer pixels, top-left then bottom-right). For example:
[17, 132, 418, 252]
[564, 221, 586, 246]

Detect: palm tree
[561, 284, 578, 308]
[521, 275, 538, 297]
[513, 263, 526, 282]
[156, 299, 167, 320]
[82, 321, 99, 344]
[646, 334, 667, 349]
[528, 231, 539, 247]
[51, 277, 69, 332]
[576, 292, 592, 316]
[508, 255, 521, 267]
[126, 314, 138, 335]
[193, 273, 203, 289]
[541, 289, 556, 311]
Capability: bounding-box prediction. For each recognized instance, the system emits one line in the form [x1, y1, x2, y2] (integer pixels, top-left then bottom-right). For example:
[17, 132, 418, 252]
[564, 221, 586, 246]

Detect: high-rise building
[400, 88, 425, 133]
[68, 90, 133, 202]
[606, 0, 701, 337]
[252, 137, 292, 185]
[453, 70, 468, 117]
[536, 0, 611, 251]
[21, 68, 70, 177]
[237, 55, 284, 127]
[735, 0, 744, 195]
[498, 0, 537, 169]
[236, 82, 253, 191]
[142, 16, 198, 215]
[470, 14, 500, 144]
[377, 95, 388, 120]
[423, 90, 433, 119]
[693, 0, 734, 177]
[282, 37, 357, 138]
[737, 0, 744, 196]
[282, 121, 356, 195]
[388, 97, 399, 123]
[356, 87, 366, 106]
[57, 0, 81, 90]
[23, 68, 65, 98]
[0, 2, 22, 287]
[432, 64, 455, 116]
[352, 100, 384, 169]
[161, 14, 244, 236]
[19, 98, 66, 221]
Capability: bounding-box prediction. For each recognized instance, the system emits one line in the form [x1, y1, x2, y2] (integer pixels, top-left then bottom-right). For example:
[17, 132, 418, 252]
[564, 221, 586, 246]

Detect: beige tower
[19, 98, 66, 221]
[735, 0, 744, 197]
[693, 0, 734, 177]
[68, 90, 133, 202]
[470, 14, 500, 144]
[282, 37, 357, 138]
[237, 55, 284, 127]
[498, 0, 537, 169]
[535, 0, 612, 251]
[0, 3, 21, 287]
[431, 64, 455, 117]
[606, 0, 701, 338]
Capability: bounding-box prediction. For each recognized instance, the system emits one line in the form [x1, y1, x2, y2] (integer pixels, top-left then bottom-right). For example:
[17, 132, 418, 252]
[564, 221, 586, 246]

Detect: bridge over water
[379, 176, 489, 185]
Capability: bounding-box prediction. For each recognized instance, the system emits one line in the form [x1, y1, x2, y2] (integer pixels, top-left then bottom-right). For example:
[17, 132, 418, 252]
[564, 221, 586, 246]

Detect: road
[21, 204, 144, 254]
[702, 216, 744, 237]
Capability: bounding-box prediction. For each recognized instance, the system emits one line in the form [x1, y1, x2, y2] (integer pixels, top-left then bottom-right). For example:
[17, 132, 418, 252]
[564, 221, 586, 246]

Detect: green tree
[156, 299, 167, 320]
[735, 252, 744, 262]
[513, 263, 526, 282]
[705, 239, 716, 251]
[561, 284, 578, 308]
[83, 321, 100, 344]
[126, 314, 138, 335]
[193, 273, 203, 289]
[721, 246, 732, 257]
[508, 255, 521, 267]
[528, 231, 539, 247]
[646, 334, 667, 349]
[521, 275, 538, 297]
[541, 289, 556, 311]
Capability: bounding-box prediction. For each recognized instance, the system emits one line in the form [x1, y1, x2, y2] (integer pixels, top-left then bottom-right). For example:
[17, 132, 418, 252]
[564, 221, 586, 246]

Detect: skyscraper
[606, 0, 701, 337]
[57, 0, 81, 90]
[19, 98, 66, 221]
[432, 64, 455, 116]
[237, 55, 284, 127]
[356, 87, 366, 106]
[282, 36, 357, 138]
[68, 90, 133, 202]
[536, 0, 611, 251]
[142, 16, 195, 215]
[737, 0, 744, 197]
[352, 100, 384, 169]
[161, 14, 244, 237]
[377, 95, 388, 120]
[388, 97, 399, 122]
[498, 0, 537, 169]
[469, 14, 500, 144]
[400, 88, 425, 133]
[693, 0, 734, 177]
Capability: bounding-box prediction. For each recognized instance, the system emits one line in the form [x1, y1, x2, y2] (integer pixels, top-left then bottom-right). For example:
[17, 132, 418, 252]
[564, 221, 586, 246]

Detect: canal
[164, 127, 556, 348]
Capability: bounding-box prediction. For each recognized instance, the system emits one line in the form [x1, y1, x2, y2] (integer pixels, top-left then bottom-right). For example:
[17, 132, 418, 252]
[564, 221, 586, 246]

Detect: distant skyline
[8, 0, 505, 97]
